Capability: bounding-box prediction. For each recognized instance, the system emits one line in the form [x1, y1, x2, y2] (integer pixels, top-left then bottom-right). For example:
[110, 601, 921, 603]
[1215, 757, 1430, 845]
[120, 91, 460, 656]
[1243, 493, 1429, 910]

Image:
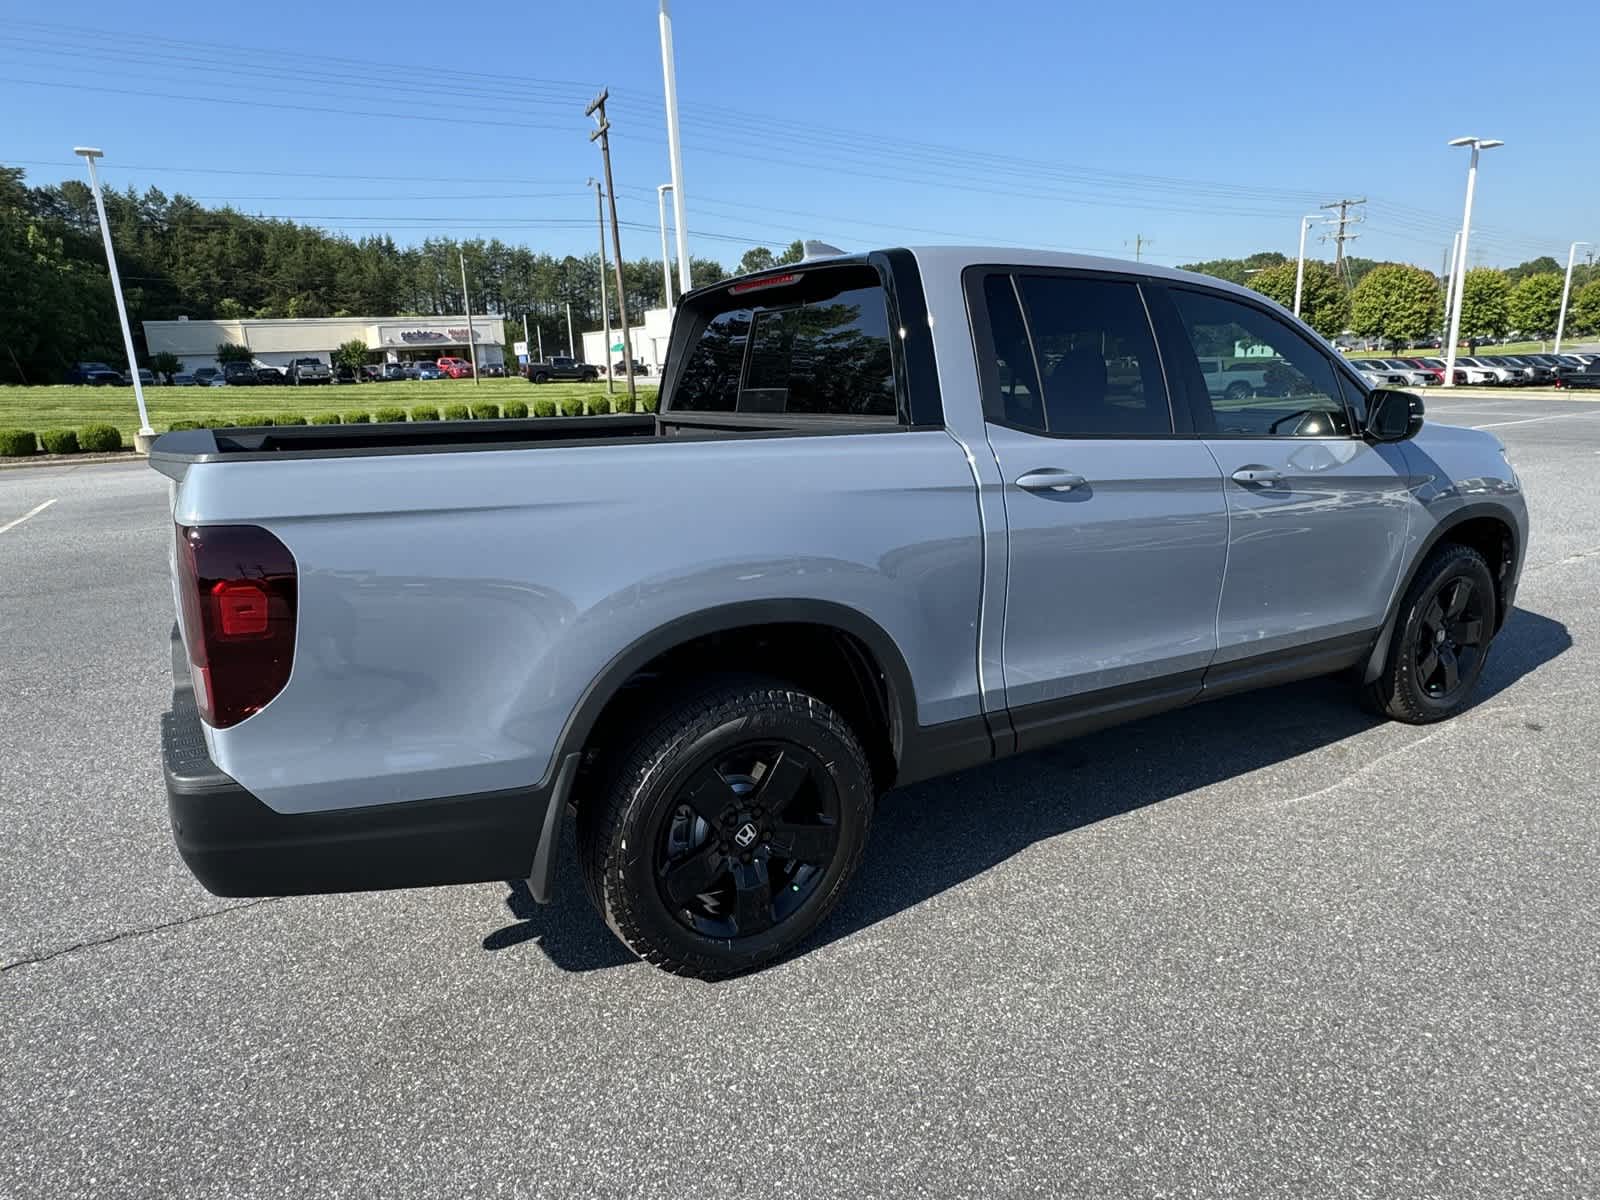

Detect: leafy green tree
[215, 341, 253, 364]
[1246, 260, 1350, 338]
[1505, 273, 1564, 338]
[736, 246, 777, 276]
[777, 239, 805, 266]
[1571, 279, 1600, 336]
[149, 350, 181, 383]
[334, 339, 369, 373]
[1504, 255, 1562, 285]
[1349, 264, 1441, 349]
[1458, 268, 1510, 342]
[1178, 251, 1288, 286]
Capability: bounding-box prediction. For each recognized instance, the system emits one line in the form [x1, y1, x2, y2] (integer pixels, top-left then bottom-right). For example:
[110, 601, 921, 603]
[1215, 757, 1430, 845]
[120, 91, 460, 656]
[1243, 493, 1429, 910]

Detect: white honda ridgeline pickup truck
[154, 247, 1527, 979]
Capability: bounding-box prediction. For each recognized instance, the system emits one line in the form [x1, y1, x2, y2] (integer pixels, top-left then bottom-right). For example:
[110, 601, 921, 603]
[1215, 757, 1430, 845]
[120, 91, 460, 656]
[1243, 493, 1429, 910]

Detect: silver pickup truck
[153, 247, 1528, 978]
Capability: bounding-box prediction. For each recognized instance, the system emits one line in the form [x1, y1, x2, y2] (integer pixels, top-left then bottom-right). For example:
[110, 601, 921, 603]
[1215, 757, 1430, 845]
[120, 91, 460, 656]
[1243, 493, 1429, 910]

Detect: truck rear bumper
[162, 686, 562, 899]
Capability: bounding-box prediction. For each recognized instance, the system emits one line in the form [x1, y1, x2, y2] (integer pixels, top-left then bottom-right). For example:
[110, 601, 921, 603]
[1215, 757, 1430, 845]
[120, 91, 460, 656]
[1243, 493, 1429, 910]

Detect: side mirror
[1365, 388, 1424, 443]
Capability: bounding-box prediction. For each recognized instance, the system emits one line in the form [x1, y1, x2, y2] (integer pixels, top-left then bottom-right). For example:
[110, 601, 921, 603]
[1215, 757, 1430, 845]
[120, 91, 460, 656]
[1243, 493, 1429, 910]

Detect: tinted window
[672, 267, 896, 417]
[984, 275, 1170, 436]
[1169, 289, 1353, 437]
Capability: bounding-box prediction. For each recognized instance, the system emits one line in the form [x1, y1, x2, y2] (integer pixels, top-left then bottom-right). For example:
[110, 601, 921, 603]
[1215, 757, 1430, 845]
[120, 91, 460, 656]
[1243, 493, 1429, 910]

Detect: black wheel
[578, 677, 873, 979]
[531, 372, 549, 384]
[1363, 543, 1497, 723]
[1224, 380, 1251, 401]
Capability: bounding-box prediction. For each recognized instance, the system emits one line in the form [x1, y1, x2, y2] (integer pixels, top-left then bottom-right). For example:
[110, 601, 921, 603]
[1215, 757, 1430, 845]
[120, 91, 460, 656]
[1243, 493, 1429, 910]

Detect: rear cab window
[664, 263, 899, 422]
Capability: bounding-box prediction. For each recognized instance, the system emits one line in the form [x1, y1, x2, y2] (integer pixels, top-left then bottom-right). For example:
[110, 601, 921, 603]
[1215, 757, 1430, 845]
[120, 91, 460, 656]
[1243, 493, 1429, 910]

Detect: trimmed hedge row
[0, 425, 122, 457]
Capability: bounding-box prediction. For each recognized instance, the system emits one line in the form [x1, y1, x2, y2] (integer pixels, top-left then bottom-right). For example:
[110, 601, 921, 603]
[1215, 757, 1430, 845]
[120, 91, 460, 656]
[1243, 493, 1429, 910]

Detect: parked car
[332, 364, 359, 384]
[1454, 356, 1520, 385]
[1487, 355, 1552, 385]
[481, 363, 506, 378]
[1560, 359, 1600, 389]
[1360, 358, 1436, 387]
[612, 357, 650, 377]
[254, 366, 287, 386]
[64, 361, 125, 386]
[1351, 361, 1409, 388]
[1443, 357, 1500, 385]
[381, 363, 415, 381]
[192, 367, 222, 387]
[137, 367, 157, 386]
[172, 373, 197, 387]
[436, 356, 474, 379]
[525, 356, 599, 383]
[415, 361, 443, 380]
[287, 357, 331, 386]
[221, 362, 258, 386]
[152, 246, 1528, 979]
[1392, 357, 1447, 385]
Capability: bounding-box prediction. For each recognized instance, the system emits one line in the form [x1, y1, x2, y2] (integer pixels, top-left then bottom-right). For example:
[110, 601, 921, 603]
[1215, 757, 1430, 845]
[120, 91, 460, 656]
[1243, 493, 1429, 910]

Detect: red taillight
[729, 271, 800, 295]
[176, 525, 297, 728]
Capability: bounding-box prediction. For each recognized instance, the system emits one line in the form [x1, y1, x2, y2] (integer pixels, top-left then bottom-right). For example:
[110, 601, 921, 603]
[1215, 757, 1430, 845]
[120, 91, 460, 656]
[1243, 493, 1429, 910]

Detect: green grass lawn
[1346, 340, 1579, 359]
[0, 379, 658, 441]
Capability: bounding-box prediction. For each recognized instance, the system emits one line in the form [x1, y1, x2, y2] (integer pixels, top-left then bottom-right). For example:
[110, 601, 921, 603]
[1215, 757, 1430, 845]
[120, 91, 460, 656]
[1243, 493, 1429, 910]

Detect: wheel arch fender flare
[542, 598, 921, 789]
[1361, 501, 1521, 684]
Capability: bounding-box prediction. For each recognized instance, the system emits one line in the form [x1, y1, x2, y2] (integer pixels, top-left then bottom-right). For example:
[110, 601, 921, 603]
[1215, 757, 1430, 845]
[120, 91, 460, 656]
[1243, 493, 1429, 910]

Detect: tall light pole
[74, 147, 152, 441]
[589, 178, 614, 395]
[1443, 136, 1503, 387]
[659, 0, 691, 297]
[657, 183, 675, 314]
[1555, 240, 1591, 354]
[458, 249, 480, 386]
[1441, 230, 1461, 350]
[1293, 214, 1323, 319]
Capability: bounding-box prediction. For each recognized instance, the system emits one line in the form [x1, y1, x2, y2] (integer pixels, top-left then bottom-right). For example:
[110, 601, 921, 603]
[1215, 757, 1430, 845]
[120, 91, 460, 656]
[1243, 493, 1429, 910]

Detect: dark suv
[65, 362, 125, 386]
[222, 362, 258, 386]
[525, 356, 599, 383]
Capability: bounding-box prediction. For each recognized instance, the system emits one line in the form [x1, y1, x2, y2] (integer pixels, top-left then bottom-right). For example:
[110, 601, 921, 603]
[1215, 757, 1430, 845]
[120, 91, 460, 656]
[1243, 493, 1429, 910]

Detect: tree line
[1181, 249, 1600, 349]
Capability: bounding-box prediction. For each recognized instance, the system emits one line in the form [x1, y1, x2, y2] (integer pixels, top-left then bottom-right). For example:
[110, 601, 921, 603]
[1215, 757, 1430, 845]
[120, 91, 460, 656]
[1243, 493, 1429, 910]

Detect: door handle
[1015, 469, 1088, 493]
[1230, 466, 1284, 485]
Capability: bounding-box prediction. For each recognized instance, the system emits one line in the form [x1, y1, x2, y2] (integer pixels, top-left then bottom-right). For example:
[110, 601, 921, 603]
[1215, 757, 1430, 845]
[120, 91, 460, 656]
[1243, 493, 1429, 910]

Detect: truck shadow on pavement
[482, 605, 1570, 975]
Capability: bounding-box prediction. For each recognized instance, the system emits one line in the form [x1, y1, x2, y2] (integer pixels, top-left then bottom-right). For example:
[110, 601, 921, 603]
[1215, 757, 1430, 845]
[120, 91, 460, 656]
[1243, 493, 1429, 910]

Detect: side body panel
[173, 430, 982, 814]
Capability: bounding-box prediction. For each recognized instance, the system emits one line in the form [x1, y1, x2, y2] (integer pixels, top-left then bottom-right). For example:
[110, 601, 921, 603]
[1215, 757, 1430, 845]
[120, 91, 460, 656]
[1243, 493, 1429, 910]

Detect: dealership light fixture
[74, 146, 152, 437]
[1442, 137, 1504, 388]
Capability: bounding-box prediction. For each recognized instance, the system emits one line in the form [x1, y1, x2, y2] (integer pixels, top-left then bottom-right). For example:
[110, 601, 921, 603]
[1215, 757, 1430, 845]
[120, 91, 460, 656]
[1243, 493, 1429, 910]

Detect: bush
[40, 429, 80, 454]
[276, 414, 308, 425]
[612, 395, 636, 414]
[200, 416, 226, 428]
[639, 392, 660, 413]
[167, 420, 203, 432]
[239, 414, 275, 427]
[586, 396, 612, 416]
[78, 424, 122, 452]
[533, 399, 558, 418]
[0, 429, 38, 456]
[373, 407, 408, 423]
[560, 397, 585, 417]
[503, 400, 528, 419]
[410, 405, 440, 421]
[442, 403, 470, 420]
[310, 412, 341, 425]
[470, 402, 500, 420]
[343, 411, 370, 424]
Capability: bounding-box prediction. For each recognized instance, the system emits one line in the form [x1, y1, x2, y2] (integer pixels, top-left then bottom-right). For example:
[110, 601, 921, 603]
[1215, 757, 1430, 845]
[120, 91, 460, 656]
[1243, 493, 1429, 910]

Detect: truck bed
[148, 415, 660, 478]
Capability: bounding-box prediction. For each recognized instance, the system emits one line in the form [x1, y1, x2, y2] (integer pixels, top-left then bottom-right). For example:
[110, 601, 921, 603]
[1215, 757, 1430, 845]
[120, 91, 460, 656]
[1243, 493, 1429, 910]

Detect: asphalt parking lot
[3, 392, 1598, 1198]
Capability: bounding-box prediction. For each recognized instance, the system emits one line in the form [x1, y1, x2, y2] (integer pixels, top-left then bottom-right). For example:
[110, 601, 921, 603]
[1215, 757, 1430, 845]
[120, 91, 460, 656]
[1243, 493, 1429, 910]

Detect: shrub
[0, 429, 38, 456]
[533, 399, 558, 417]
[442, 403, 471, 420]
[410, 405, 440, 421]
[639, 392, 660, 413]
[310, 412, 341, 425]
[167, 420, 203, 432]
[200, 416, 226, 428]
[78, 424, 122, 452]
[560, 397, 585, 417]
[276, 414, 308, 425]
[239, 414, 275, 427]
[40, 429, 80, 454]
[586, 396, 612, 416]
[343, 411, 370, 424]
[470, 402, 500, 420]
[503, 400, 528, 419]
[612, 395, 636, 414]
[373, 406, 408, 423]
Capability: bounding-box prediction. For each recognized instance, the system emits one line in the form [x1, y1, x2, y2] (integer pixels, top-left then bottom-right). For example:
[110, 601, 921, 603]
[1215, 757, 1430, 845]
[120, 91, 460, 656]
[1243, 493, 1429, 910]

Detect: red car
[1397, 357, 1447, 384]
[436, 356, 474, 379]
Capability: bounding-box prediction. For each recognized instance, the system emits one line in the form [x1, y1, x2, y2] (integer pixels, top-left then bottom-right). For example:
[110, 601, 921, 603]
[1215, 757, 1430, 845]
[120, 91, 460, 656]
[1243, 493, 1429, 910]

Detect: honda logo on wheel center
[733, 822, 759, 847]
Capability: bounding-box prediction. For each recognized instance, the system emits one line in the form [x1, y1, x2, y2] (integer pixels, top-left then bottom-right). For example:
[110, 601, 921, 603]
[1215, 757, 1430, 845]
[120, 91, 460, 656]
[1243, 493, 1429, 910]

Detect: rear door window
[671, 266, 897, 417]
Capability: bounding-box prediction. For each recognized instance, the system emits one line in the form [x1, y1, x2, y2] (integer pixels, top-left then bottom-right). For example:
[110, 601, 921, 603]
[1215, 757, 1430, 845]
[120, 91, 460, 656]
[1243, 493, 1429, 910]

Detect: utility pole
[522, 312, 530, 375]
[1130, 233, 1150, 262]
[588, 88, 637, 406]
[536, 324, 544, 361]
[1320, 197, 1366, 284]
[588, 177, 614, 395]
[458, 250, 480, 386]
[565, 301, 574, 358]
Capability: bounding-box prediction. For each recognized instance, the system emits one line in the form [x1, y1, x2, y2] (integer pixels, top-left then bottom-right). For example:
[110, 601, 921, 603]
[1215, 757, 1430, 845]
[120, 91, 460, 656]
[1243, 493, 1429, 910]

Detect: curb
[0, 452, 147, 472]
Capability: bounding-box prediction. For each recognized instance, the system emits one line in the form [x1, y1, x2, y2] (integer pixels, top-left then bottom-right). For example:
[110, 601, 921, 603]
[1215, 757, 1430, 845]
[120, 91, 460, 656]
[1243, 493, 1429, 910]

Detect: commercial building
[141, 315, 506, 373]
[579, 307, 672, 374]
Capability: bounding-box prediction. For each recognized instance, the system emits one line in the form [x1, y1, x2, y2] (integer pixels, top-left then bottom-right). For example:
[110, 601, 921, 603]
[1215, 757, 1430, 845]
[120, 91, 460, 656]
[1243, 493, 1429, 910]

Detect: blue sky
[3, 0, 1592, 272]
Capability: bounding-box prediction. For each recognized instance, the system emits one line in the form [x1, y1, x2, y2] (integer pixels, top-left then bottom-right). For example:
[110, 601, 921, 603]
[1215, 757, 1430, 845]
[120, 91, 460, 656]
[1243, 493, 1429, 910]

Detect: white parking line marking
[0, 497, 57, 535]
[1470, 413, 1599, 430]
